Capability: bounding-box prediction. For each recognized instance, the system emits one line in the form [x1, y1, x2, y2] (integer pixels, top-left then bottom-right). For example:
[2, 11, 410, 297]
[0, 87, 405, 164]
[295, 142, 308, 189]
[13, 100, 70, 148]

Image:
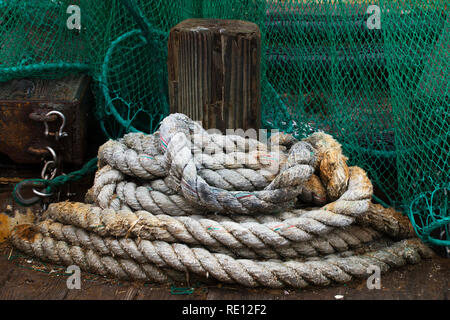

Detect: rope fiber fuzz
[10, 114, 435, 288]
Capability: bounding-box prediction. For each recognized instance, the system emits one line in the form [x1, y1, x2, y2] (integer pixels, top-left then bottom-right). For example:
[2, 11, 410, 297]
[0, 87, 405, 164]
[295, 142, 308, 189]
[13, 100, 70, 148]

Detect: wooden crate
[0, 75, 93, 165]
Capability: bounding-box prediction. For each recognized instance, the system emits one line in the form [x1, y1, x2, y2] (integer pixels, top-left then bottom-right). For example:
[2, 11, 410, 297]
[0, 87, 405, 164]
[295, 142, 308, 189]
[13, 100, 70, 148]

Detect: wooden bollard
[168, 19, 261, 132]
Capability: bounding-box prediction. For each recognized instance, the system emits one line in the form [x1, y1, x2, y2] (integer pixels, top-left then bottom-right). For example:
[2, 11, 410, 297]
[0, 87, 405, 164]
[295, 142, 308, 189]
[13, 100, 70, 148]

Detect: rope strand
[10, 114, 434, 288]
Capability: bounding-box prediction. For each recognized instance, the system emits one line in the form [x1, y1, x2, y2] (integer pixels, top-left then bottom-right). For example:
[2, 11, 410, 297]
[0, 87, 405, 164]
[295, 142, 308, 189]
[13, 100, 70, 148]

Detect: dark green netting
[0, 0, 448, 246]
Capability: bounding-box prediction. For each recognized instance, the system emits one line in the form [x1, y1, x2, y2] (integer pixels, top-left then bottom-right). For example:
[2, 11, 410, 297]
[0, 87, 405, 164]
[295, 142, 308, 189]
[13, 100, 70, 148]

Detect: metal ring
[45, 146, 58, 163]
[41, 160, 57, 180]
[13, 180, 46, 206]
[46, 146, 57, 162]
[44, 110, 68, 140]
[32, 188, 54, 197]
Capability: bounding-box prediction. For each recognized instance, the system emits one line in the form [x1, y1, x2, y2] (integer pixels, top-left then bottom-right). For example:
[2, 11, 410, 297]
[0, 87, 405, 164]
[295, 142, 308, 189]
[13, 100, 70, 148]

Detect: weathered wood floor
[0, 242, 448, 300]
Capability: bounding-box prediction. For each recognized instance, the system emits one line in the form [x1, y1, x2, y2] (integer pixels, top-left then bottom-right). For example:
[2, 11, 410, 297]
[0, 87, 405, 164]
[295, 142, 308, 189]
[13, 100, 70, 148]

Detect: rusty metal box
[0, 75, 92, 165]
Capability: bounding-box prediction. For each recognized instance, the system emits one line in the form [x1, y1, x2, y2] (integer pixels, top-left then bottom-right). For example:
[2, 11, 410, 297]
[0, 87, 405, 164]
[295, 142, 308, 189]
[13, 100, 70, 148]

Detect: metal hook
[30, 146, 58, 200]
[44, 110, 68, 140]
[32, 188, 54, 198]
[45, 146, 58, 163]
[13, 180, 46, 206]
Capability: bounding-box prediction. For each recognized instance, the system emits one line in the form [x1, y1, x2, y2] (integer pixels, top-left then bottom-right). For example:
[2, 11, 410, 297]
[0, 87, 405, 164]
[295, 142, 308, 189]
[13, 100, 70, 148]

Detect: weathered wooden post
[168, 19, 261, 132]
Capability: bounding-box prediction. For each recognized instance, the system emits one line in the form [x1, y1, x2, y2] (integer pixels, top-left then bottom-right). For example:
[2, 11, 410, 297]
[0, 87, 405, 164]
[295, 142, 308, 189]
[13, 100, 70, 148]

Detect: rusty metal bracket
[29, 112, 58, 122]
[22, 111, 66, 209]
[1, 75, 91, 165]
[26, 146, 53, 157]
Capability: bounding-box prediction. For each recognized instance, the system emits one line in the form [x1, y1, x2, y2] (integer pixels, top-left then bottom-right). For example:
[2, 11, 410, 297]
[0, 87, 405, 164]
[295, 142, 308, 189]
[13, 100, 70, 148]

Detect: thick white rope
[95, 116, 353, 215]
[10, 114, 433, 288]
[86, 164, 371, 218]
[100, 136, 316, 214]
[10, 225, 433, 288]
[41, 202, 384, 259]
[36, 219, 387, 260]
[99, 139, 283, 190]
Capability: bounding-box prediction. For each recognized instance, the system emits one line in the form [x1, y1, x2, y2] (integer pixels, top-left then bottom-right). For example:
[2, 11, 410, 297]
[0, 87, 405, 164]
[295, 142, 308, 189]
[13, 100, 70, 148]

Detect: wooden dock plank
[0, 262, 69, 299]
[0, 243, 448, 300]
[205, 259, 450, 300]
[135, 285, 207, 300]
[64, 281, 140, 300]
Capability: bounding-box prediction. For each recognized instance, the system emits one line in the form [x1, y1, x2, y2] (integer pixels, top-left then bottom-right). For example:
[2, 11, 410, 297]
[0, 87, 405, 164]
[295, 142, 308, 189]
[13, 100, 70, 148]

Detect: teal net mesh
[0, 0, 448, 246]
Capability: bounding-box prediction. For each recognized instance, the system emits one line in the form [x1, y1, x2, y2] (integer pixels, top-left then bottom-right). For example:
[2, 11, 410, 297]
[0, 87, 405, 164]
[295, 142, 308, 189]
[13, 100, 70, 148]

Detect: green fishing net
[0, 0, 448, 246]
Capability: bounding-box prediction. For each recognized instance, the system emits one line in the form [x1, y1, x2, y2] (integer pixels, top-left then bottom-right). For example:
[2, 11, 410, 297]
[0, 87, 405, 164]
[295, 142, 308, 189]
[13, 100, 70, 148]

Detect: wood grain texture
[168, 19, 261, 132]
[0, 242, 449, 300]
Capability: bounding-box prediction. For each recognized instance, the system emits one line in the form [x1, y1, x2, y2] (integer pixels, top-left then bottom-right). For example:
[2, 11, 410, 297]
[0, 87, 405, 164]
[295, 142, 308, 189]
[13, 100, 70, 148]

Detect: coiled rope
[10, 113, 434, 288]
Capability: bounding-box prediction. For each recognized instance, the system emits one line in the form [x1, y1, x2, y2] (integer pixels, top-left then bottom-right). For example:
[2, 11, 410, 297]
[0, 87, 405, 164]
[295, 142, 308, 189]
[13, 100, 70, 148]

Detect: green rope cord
[408, 183, 450, 246]
[100, 30, 147, 134]
[0, 62, 90, 83]
[96, 0, 170, 136]
[1, 0, 448, 249]
[100, 27, 169, 134]
[12, 157, 98, 207]
[170, 285, 194, 295]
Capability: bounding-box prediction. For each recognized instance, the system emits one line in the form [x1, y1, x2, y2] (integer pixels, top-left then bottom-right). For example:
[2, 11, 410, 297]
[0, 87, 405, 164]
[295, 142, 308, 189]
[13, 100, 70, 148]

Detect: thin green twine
[12, 157, 98, 207]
